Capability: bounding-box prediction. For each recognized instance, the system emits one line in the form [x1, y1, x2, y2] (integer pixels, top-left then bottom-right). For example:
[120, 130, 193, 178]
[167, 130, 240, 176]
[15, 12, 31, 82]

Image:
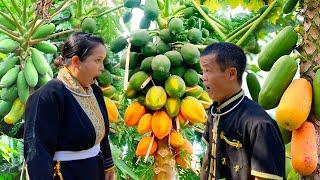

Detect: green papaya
[31, 48, 51, 75]
[201, 29, 210, 38]
[24, 57, 39, 87]
[151, 55, 171, 73]
[141, 42, 157, 56]
[183, 69, 199, 86]
[313, 69, 320, 119]
[139, 16, 151, 29]
[0, 39, 20, 54]
[170, 66, 186, 77]
[34, 41, 57, 54]
[120, 52, 139, 69]
[144, 0, 159, 20]
[32, 23, 55, 39]
[0, 66, 19, 88]
[37, 73, 52, 87]
[258, 26, 298, 71]
[97, 70, 113, 86]
[187, 28, 202, 44]
[283, 0, 299, 14]
[129, 71, 149, 90]
[168, 18, 184, 34]
[81, 18, 96, 33]
[17, 71, 29, 103]
[156, 40, 171, 54]
[164, 51, 183, 66]
[0, 100, 12, 116]
[124, 0, 141, 8]
[123, 10, 133, 23]
[110, 36, 128, 53]
[140, 57, 153, 72]
[246, 73, 260, 102]
[1, 85, 18, 102]
[152, 70, 169, 82]
[159, 29, 173, 43]
[183, 7, 194, 19]
[258, 55, 298, 110]
[180, 43, 200, 65]
[0, 56, 18, 78]
[130, 29, 150, 47]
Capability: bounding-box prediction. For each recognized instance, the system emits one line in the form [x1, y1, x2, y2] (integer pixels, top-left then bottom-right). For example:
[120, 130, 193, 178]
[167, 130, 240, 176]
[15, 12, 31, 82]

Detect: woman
[24, 32, 115, 180]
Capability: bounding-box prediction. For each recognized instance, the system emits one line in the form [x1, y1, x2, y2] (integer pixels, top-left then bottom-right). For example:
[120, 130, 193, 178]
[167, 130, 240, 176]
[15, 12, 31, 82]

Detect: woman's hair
[55, 32, 105, 66]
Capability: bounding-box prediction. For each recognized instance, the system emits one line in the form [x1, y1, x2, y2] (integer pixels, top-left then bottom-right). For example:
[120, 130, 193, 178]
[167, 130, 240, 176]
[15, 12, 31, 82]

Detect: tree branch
[0, 0, 24, 33]
[90, 4, 124, 18]
[0, 26, 20, 42]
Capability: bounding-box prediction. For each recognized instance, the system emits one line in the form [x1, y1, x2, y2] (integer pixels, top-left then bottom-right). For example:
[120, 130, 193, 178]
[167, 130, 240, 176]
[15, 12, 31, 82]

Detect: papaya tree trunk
[299, 0, 320, 179]
[153, 138, 176, 180]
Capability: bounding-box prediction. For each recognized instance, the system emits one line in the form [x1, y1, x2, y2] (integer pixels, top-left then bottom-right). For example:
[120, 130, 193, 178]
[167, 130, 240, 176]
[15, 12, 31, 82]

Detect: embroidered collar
[211, 90, 245, 116]
[57, 67, 94, 97]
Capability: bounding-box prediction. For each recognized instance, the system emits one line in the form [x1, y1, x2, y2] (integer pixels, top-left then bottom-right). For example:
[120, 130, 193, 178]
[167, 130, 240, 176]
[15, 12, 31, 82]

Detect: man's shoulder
[239, 97, 275, 124]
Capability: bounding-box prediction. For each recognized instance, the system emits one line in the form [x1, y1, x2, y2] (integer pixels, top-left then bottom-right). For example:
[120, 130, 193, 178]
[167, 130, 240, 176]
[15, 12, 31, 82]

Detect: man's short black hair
[201, 42, 247, 84]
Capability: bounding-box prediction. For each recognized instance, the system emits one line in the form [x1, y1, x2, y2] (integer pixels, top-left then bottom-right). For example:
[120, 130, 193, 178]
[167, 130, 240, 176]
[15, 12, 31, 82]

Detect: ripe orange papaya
[291, 121, 317, 176]
[124, 101, 146, 126]
[137, 113, 152, 134]
[135, 136, 157, 156]
[151, 110, 172, 139]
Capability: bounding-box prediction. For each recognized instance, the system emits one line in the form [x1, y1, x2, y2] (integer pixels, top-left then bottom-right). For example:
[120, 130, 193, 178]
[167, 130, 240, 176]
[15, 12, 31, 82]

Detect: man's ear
[71, 56, 80, 67]
[227, 67, 238, 81]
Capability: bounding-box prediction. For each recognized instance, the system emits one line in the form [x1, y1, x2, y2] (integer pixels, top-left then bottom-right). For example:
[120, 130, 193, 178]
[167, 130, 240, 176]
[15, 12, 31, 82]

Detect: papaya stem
[11, 0, 22, 15]
[0, 0, 24, 34]
[23, 0, 28, 25]
[172, 5, 186, 16]
[236, 0, 277, 46]
[312, 65, 320, 72]
[76, 0, 84, 18]
[164, 0, 171, 17]
[225, 14, 260, 40]
[0, 26, 21, 42]
[29, 29, 76, 45]
[123, 43, 131, 91]
[90, 4, 124, 18]
[51, 0, 73, 18]
[0, 24, 20, 37]
[191, 0, 226, 39]
[208, 14, 228, 30]
[225, 20, 255, 42]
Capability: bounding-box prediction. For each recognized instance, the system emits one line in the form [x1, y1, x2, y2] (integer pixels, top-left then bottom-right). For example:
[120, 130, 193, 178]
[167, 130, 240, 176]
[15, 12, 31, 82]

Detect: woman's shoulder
[30, 79, 65, 99]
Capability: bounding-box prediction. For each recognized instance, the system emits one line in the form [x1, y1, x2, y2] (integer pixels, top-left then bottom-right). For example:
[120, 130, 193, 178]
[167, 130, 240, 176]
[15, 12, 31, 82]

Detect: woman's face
[76, 44, 106, 87]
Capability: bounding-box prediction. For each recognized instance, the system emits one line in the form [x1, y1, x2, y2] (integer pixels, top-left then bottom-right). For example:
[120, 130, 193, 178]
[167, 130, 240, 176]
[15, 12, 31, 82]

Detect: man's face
[200, 54, 233, 103]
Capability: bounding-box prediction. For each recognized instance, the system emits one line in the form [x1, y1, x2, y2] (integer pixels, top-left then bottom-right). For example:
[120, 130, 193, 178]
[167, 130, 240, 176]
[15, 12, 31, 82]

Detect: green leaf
[114, 158, 140, 180]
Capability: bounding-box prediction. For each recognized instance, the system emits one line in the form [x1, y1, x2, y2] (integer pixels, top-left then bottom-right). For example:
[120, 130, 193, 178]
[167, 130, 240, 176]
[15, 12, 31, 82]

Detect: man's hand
[105, 168, 115, 180]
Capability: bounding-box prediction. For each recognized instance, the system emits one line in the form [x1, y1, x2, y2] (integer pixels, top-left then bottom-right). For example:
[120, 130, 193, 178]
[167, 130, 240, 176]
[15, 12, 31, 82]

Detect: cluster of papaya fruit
[0, 20, 56, 135]
[97, 62, 122, 124]
[253, 25, 317, 177]
[109, 1, 215, 169]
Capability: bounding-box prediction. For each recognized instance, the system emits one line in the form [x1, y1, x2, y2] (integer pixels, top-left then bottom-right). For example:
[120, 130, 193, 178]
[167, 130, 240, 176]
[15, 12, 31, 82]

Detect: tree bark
[153, 138, 177, 180]
[300, 0, 320, 179]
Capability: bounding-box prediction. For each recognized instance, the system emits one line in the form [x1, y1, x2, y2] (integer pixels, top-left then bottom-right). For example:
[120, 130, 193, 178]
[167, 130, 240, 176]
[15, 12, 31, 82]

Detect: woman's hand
[104, 168, 115, 180]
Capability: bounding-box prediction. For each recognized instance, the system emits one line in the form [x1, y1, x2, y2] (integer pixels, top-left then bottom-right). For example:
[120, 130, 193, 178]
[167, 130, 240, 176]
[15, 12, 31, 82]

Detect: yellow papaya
[145, 86, 167, 110]
[180, 96, 207, 124]
[169, 131, 184, 147]
[165, 97, 180, 118]
[4, 98, 25, 124]
[276, 78, 312, 131]
[104, 97, 119, 123]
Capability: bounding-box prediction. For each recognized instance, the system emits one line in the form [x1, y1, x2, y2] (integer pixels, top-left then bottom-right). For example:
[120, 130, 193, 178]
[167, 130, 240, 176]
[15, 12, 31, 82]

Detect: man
[199, 42, 285, 180]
